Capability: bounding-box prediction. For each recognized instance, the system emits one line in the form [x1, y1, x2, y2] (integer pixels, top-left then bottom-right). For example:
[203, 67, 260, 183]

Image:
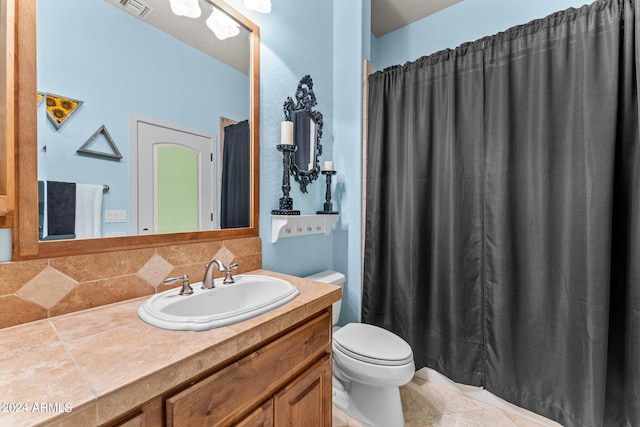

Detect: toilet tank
[305, 270, 345, 326]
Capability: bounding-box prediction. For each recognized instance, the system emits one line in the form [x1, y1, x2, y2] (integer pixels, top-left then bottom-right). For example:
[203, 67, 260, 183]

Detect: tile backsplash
[0, 237, 262, 329]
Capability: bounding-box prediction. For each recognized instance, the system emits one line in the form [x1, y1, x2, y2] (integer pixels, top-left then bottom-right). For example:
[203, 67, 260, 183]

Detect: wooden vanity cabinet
[112, 310, 332, 427]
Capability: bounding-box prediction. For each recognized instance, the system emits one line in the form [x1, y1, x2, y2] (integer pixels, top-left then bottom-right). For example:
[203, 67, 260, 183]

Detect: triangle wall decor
[77, 125, 123, 160]
[45, 93, 83, 129]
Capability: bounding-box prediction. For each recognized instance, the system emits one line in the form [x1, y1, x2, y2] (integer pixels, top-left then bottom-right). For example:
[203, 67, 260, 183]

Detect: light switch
[105, 210, 127, 223]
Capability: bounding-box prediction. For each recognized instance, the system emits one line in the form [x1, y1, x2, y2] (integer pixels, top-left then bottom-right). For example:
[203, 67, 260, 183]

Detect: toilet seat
[333, 323, 413, 366]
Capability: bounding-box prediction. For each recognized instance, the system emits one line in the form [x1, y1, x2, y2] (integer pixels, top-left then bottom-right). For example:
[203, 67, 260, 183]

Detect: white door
[131, 116, 215, 235]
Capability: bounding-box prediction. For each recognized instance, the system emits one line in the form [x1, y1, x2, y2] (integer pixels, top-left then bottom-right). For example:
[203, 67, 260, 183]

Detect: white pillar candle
[280, 121, 293, 145]
[324, 160, 334, 171]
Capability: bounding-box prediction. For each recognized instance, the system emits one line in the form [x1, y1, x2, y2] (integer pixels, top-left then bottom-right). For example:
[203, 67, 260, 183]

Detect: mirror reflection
[36, 0, 252, 240]
[283, 75, 323, 193]
[291, 110, 317, 173]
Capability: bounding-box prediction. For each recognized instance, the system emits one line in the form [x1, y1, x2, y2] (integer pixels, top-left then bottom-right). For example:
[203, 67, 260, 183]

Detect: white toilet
[305, 270, 415, 427]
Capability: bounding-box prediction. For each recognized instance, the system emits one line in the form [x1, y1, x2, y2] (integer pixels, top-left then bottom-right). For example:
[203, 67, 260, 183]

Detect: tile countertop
[0, 270, 341, 427]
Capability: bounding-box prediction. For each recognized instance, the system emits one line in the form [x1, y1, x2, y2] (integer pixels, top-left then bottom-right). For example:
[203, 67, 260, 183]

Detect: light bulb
[206, 8, 240, 40]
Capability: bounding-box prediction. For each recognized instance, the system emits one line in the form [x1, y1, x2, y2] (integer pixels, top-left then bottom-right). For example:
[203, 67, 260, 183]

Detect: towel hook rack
[103, 185, 110, 193]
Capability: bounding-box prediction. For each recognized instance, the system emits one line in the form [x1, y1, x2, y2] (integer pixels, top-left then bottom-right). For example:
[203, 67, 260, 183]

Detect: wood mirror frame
[9, 0, 260, 260]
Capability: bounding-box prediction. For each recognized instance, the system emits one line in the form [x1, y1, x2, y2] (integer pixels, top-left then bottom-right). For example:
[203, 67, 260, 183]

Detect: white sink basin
[138, 275, 299, 331]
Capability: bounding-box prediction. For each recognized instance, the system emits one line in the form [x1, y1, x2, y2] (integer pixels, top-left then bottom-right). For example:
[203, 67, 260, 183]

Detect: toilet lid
[333, 323, 413, 366]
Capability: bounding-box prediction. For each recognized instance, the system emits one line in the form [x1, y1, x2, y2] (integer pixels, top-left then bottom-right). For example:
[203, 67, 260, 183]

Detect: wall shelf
[271, 214, 339, 243]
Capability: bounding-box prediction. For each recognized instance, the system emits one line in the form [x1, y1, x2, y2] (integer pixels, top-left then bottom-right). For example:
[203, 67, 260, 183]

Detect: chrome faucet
[202, 259, 239, 289]
[162, 274, 193, 295]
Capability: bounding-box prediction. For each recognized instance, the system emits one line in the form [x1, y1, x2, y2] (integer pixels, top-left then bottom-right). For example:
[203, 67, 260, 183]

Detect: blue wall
[225, 0, 336, 280]
[374, 0, 594, 70]
[331, 0, 368, 325]
[38, 0, 249, 236]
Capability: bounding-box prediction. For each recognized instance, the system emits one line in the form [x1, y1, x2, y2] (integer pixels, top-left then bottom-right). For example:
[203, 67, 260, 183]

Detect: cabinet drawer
[166, 311, 330, 426]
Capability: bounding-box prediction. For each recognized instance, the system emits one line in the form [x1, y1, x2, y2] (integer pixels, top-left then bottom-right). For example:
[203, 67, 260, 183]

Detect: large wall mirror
[11, 0, 260, 259]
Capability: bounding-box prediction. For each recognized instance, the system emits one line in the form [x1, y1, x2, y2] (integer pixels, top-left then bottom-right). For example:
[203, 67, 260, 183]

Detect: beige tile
[335, 376, 556, 427]
[0, 259, 48, 295]
[224, 236, 262, 256]
[156, 241, 223, 267]
[420, 408, 518, 426]
[0, 295, 48, 329]
[332, 406, 363, 427]
[332, 406, 350, 427]
[334, 375, 546, 427]
[503, 411, 547, 427]
[333, 405, 364, 427]
[213, 246, 235, 265]
[0, 319, 60, 361]
[49, 275, 153, 317]
[50, 249, 155, 282]
[137, 254, 174, 288]
[16, 267, 77, 309]
[67, 319, 237, 396]
[0, 344, 95, 427]
[234, 253, 262, 274]
[50, 298, 145, 342]
[401, 376, 491, 419]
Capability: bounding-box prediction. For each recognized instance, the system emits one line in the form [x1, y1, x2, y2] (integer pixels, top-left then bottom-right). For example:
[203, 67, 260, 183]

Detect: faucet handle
[162, 274, 193, 295]
[222, 263, 239, 284]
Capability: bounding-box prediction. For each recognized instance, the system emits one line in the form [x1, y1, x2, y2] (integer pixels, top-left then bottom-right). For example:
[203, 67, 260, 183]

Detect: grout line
[47, 318, 99, 398]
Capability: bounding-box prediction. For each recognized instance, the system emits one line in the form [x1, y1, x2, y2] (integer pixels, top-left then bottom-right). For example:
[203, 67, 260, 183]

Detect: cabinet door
[166, 312, 330, 426]
[236, 400, 273, 427]
[273, 355, 331, 427]
[112, 397, 163, 427]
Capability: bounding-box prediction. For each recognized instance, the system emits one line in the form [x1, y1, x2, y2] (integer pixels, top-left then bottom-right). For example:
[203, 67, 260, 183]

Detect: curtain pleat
[604, 1, 640, 424]
[482, 3, 620, 425]
[364, 47, 486, 386]
[362, 1, 640, 425]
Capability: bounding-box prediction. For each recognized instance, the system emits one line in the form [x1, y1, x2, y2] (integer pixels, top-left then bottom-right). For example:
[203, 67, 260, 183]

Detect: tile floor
[332, 375, 547, 427]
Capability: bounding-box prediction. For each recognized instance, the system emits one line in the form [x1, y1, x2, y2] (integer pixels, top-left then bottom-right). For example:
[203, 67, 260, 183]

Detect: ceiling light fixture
[244, 0, 271, 13]
[206, 8, 240, 40]
[169, 0, 201, 18]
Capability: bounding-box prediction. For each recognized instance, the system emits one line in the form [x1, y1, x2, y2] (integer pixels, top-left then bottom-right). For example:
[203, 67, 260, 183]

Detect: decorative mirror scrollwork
[283, 75, 323, 193]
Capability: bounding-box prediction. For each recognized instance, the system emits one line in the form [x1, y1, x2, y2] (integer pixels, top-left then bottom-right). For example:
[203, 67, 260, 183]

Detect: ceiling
[103, 0, 251, 75]
[371, 0, 463, 37]
[104, 0, 463, 70]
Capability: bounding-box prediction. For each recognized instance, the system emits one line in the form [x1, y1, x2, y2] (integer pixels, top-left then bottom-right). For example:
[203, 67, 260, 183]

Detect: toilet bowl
[305, 271, 415, 427]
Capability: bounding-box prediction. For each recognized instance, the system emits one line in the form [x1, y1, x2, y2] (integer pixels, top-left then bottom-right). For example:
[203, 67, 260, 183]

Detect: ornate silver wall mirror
[283, 75, 323, 193]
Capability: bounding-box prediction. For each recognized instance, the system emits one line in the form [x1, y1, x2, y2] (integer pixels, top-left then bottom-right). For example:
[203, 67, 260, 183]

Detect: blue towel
[46, 181, 76, 237]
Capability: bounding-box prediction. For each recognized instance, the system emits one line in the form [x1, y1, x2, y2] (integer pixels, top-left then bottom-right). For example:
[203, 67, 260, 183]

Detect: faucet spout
[202, 258, 226, 289]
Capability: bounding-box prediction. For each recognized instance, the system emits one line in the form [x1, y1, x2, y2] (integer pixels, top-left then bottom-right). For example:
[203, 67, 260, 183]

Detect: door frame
[130, 114, 216, 235]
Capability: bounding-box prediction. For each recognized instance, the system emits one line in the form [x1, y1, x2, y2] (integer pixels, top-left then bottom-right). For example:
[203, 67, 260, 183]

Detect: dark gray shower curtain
[220, 120, 250, 229]
[362, 1, 640, 426]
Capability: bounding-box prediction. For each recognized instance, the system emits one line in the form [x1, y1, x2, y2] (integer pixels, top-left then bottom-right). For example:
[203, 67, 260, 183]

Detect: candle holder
[317, 170, 338, 215]
[272, 144, 300, 215]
